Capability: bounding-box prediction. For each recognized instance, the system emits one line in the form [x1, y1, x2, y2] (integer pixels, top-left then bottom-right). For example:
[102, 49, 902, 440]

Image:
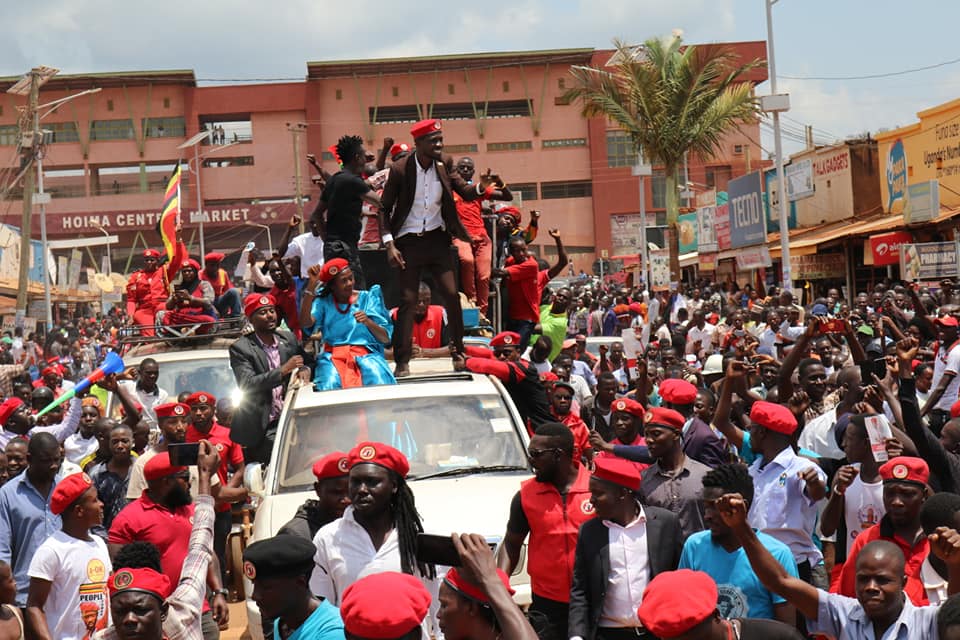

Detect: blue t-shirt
[275, 598, 344, 640]
[679, 529, 798, 620]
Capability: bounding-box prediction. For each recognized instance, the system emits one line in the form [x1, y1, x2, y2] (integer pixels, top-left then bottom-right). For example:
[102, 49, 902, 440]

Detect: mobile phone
[819, 318, 845, 334]
[415, 533, 461, 567]
[167, 443, 200, 467]
[872, 357, 888, 379]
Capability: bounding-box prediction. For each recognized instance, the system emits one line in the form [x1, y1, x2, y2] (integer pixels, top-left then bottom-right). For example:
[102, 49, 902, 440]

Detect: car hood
[255, 472, 529, 541]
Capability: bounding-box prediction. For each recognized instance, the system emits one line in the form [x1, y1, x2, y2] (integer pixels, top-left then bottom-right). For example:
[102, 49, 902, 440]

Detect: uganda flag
[159, 165, 181, 261]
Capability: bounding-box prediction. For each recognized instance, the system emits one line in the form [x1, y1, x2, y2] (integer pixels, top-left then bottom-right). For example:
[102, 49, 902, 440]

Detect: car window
[108, 355, 239, 418]
[277, 394, 527, 493]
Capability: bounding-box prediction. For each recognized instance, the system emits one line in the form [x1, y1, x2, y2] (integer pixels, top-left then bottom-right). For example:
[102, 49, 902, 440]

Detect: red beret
[540, 371, 559, 384]
[244, 293, 276, 318]
[592, 455, 641, 491]
[749, 401, 798, 435]
[341, 572, 431, 639]
[41, 366, 58, 377]
[204, 252, 225, 263]
[348, 441, 410, 478]
[937, 315, 959, 327]
[638, 570, 718, 637]
[108, 567, 172, 602]
[879, 456, 930, 487]
[185, 392, 216, 407]
[951, 398, 960, 419]
[658, 378, 698, 405]
[50, 472, 93, 515]
[496, 205, 521, 222]
[144, 452, 187, 482]
[410, 118, 442, 139]
[611, 398, 646, 418]
[645, 407, 686, 432]
[142, 249, 161, 259]
[154, 402, 190, 420]
[0, 397, 24, 425]
[318, 258, 350, 285]
[389, 142, 410, 158]
[312, 451, 350, 481]
[490, 332, 522, 348]
[443, 566, 515, 604]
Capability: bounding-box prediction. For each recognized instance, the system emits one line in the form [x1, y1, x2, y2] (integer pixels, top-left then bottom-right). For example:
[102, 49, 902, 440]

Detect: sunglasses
[527, 447, 563, 459]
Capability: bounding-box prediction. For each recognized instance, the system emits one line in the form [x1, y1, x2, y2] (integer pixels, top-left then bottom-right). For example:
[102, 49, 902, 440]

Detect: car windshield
[276, 394, 528, 493]
[109, 354, 238, 419]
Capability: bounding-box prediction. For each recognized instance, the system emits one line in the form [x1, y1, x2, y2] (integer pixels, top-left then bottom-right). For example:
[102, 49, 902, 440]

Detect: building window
[502, 81, 510, 92]
[369, 105, 421, 124]
[541, 180, 592, 199]
[392, 86, 399, 97]
[0, 125, 19, 146]
[606, 130, 634, 168]
[511, 182, 538, 201]
[543, 138, 586, 149]
[143, 117, 186, 138]
[199, 118, 253, 143]
[651, 170, 666, 209]
[90, 119, 135, 141]
[106, 99, 114, 111]
[335, 89, 342, 100]
[444, 143, 479, 153]
[448, 83, 455, 95]
[163, 97, 171, 109]
[733, 144, 743, 155]
[321, 151, 335, 161]
[487, 141, 532, 152]
[202, 156, 254, 168]
[44, 122, 80, 144]
[558, 78, 566, 90]
[704, 165, 732, 191]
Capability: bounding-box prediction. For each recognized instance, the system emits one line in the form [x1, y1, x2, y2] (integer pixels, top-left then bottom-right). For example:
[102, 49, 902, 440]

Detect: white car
[242, 371, 533, 639]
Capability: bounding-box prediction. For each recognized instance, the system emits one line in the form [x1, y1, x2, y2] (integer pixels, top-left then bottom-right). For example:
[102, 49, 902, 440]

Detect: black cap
[242, 535, 316, 581]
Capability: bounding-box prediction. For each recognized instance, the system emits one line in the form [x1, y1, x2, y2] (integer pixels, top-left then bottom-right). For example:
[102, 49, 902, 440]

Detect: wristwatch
[211, 588, 229, 598]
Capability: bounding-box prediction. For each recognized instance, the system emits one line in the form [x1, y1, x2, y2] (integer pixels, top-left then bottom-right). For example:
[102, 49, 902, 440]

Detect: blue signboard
[727, 172, 767, 249]
[763, 168, 797, 233]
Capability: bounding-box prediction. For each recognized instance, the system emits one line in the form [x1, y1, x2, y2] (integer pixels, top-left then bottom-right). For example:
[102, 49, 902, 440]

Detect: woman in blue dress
[299, 257, 396, 390]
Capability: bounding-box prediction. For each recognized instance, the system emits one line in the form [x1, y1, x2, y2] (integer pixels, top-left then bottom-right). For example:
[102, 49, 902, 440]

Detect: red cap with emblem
[185, 392, 216, 407]
[879, 456, 929, 487]
[749, 401, 798, 435]
[244, 292, 276, 318]
[490, 332, 521, 348]
[410, 119, 442, 139]
[50, 472, 94, 515]
[611, 398, 645, 418]
[658, 378, 698, 405]
[143, 452, 187, 482]
[592, 455, 641, 491]
[341, 572, 431, 639]
[204, 252, 225, 263]
[108, 568, 172, 602]
[443, 566, 515, 604]
[937, 315, 959, 327]
[182, 258, 201, 271]
[312, 451, 350, 481]
[348, 441, 410, 478]
[318, 258, 350, 285]
[0, 397, 24, 425]
[389, 142, 410, 158]
[154, 402, 190, 420]
[142, 249, 161, 259]
[638, 569, 718, 637]
[645, 407, 685, 432]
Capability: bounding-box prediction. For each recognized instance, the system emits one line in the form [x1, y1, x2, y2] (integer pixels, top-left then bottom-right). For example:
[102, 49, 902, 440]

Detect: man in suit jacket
[229, 293, 307, 463]
[569, 456, 683, 640]
[379, 118, 508, 377]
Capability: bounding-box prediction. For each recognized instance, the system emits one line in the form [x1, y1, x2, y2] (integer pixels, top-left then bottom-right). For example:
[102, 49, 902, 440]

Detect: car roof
[290, 373, 502, 410]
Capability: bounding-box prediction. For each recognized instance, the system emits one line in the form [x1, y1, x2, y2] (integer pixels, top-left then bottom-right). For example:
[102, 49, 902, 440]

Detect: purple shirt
[255, 334, 283, 421]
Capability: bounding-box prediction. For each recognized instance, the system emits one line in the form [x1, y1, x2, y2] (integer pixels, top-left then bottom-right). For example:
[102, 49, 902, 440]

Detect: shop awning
[679, 251, 699, 267]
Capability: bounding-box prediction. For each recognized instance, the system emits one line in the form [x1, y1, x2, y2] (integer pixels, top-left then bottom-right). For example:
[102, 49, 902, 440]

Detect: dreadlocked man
[310, 441, 435, 604]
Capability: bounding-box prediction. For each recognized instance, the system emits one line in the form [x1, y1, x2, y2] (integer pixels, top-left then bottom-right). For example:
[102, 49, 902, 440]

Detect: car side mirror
[243, 463, 265, 499]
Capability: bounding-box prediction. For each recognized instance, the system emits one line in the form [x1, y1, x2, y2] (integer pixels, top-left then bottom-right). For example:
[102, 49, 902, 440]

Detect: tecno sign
[869, 231, 913, 266]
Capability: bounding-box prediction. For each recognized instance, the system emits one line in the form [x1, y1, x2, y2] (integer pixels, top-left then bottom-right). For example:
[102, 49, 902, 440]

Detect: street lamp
[764, 0, 793, 293]
[244, 221, 274, 255]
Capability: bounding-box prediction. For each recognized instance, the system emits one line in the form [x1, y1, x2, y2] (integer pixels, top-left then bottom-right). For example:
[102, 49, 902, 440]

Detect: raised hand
[884, 437, 904, 459]
[929, 527, 960, 568]
[548, 228, 561, 239]
[289, 214, 302, 229]
[588, 430, 613, 453]
[382, 137, 395, 150]
[799, 466, 827, 501]
[715, 493, 749, 529]
[832, 465, 859, 496]
[896, 336, 919, 362]
[786, 390, 811, 418]
[306, 263, 323, 281]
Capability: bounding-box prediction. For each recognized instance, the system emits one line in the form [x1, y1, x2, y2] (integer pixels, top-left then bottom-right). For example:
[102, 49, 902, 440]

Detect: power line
[780, 55, 960, 81]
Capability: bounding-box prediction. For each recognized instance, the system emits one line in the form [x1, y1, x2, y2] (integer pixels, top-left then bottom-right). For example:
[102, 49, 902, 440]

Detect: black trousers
[528, 594, 569, 640]
[324, 239, 365, 290]
[393, 229, 464, 365]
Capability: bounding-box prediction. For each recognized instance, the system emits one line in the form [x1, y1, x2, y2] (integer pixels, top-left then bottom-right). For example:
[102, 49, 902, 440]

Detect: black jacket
[568, 505, 683, 640]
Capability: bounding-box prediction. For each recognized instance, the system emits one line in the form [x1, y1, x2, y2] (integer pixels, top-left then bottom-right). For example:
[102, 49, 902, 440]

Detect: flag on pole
[159, 165, 181, 261]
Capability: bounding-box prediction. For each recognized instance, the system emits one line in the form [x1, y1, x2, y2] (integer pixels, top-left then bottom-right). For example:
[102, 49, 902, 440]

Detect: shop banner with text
[900, 242, 959, 282]
[727, 172, 767, 249]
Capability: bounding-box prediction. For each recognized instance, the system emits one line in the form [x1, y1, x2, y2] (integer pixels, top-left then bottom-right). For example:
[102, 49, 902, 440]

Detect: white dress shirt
[748, 446, 826, 567]
[398, 160, 444, 238]
[921, 556, 948, 606]
[283, 231, 325, 278]
[598, 505, 650, 628]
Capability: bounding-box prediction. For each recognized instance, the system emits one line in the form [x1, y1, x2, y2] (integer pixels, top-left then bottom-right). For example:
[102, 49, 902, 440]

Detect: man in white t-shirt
[922, 315, 960, 434]
[280, 213, 325, 278]
[26, 473, 110, 640]
[686, 310, 717, 360]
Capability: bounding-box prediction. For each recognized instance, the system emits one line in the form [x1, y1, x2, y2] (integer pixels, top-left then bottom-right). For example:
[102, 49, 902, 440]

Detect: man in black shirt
[313, 134, 383, 288]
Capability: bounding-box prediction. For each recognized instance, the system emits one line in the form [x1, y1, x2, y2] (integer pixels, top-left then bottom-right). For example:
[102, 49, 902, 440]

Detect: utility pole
[289, 123, 307, 234]
[13, 72, 39, 326]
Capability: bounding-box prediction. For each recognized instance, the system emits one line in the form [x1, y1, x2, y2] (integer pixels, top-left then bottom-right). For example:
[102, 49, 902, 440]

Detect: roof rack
[116, 318, 246, 355]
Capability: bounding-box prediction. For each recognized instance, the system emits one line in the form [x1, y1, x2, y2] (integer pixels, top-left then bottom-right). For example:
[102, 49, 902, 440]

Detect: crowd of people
[3, 116, 960, 640]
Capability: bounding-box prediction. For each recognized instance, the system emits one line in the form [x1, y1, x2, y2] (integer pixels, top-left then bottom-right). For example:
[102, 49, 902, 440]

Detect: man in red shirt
[452, 157, 513, 316]
[387, 283, 449, 358]
[548, 380, 592, 463]
[184, 391, 246, 583]
[200, 252, 241, 318]
[498, 229, 568, 349]
[109, 452, 230, 637]
[125, 231, 186, 336]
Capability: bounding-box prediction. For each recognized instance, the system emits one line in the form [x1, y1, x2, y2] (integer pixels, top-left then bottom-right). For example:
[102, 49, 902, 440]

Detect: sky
[3, 0, 960, 157]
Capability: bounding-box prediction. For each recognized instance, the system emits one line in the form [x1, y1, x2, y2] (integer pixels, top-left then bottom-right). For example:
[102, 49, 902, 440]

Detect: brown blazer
[380, 153, 481, 243]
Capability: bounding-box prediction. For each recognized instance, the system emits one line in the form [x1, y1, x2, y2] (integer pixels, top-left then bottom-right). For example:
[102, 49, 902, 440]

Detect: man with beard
[109, 451, 229, 639]
[452, 156, 513, 316]
[279, 451, 350, 541]
[161, 259, 218, 333]
[499, 423, 594, 640]
[386, 283, 450, 359]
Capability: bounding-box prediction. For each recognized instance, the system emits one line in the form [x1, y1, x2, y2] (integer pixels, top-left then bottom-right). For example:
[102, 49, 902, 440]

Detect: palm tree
[565, 34, 765, 280]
